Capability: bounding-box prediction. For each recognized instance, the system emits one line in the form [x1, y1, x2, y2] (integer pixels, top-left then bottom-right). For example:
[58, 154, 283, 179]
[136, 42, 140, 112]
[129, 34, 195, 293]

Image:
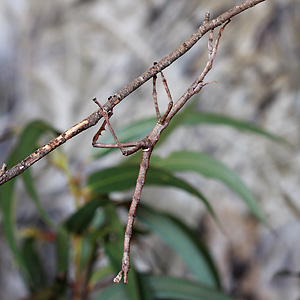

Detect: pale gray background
[0, 1, 300, 299]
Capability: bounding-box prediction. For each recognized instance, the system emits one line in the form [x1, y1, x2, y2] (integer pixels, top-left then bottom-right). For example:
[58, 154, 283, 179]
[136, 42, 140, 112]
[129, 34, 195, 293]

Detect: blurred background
[0, 0, 300, 299]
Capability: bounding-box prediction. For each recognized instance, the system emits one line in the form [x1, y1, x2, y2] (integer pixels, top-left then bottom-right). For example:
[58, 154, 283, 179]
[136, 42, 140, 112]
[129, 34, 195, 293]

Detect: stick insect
[92, 18, 229, 284]
[92, 69, 172, 284]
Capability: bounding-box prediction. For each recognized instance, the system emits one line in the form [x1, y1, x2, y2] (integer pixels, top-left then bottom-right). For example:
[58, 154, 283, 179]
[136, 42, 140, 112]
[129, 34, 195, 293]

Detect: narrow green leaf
[17, 120, 59, 159]
[93, 275, 234, 300]
[146, 275, 233, 300]
[137, 204, 219, 287]
[79, 232, 99, 273]
[90, 266, 114, 287]
[0, 149, 32, 284]
[64, 199, 145, 298]
[167, 214, 221, 288]
[90, 210, 106, 229]
[22, 171, 56, 228]
[92, 283, 128, 300]
[103, 202, 142, 300]
[21, 237, 47, 291]
[0, 121, 59, 287]
[87, 165, 216, 220]
[64, 198, 107, 234]
[56, 229, 70, 274]
[152, 151, 267, 225]
[24, 276, 68, 300]
[18, 120, 59, 227]
[184, 112, 287, 144]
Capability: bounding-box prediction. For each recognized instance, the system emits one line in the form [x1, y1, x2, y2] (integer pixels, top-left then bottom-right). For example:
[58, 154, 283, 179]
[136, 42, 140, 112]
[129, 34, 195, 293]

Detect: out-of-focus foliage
[0, 1, 299, 299]
[0, 106, 282, 299]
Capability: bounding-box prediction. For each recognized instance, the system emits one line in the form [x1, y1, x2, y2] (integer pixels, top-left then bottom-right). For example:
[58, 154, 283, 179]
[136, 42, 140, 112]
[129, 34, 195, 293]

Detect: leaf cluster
[0, 104, 282, 299]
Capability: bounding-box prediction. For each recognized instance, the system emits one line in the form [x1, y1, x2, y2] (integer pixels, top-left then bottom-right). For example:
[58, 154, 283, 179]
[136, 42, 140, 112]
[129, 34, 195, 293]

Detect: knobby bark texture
[0, 0, 266, 186]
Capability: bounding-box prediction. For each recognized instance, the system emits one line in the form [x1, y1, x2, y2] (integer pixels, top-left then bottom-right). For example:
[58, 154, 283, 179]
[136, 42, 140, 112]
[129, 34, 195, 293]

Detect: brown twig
[0, 0, 266, 186]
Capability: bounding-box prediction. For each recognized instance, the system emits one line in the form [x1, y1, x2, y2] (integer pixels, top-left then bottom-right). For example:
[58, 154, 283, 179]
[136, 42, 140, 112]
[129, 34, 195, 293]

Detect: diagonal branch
[0, 0, 266, 186]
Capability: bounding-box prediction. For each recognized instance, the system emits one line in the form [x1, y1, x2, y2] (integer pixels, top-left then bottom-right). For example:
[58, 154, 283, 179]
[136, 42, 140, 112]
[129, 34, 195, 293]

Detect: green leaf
[0, 120, 60, 287]
[184, 112, 287, 144]
[87, 165, 216, 220]
[64, 198, 107, 234]
[56, 229, 70, 274]
[146, 276, 233, 300]
[92, 283, 128, 300]
[24, 276, 68, 300]
[90, 266, 114, 287]
[168, 214, 221, 287]
[21, 237, 47, 292]
[18, 120, 59, 228]
[64, 199, 147, 298]
[102, 202, 143, 300]
[0, 149, 32, 284]
[17, 120, 60, 159]
[137, 204, 219, 287]
[22, 171, 57, 228]
[92, 275, 234, 300]
[79, 231, 103, 274]
[151, 151, 267, 225]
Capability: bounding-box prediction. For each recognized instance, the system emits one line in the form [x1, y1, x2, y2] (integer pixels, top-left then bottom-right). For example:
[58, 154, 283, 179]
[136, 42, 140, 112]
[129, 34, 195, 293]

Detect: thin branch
[0, 0, 266, 184]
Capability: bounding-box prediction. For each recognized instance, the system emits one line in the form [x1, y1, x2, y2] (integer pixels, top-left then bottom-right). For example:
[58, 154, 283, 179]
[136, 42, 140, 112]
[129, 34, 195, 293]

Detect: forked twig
[92, 19, 230, 283]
